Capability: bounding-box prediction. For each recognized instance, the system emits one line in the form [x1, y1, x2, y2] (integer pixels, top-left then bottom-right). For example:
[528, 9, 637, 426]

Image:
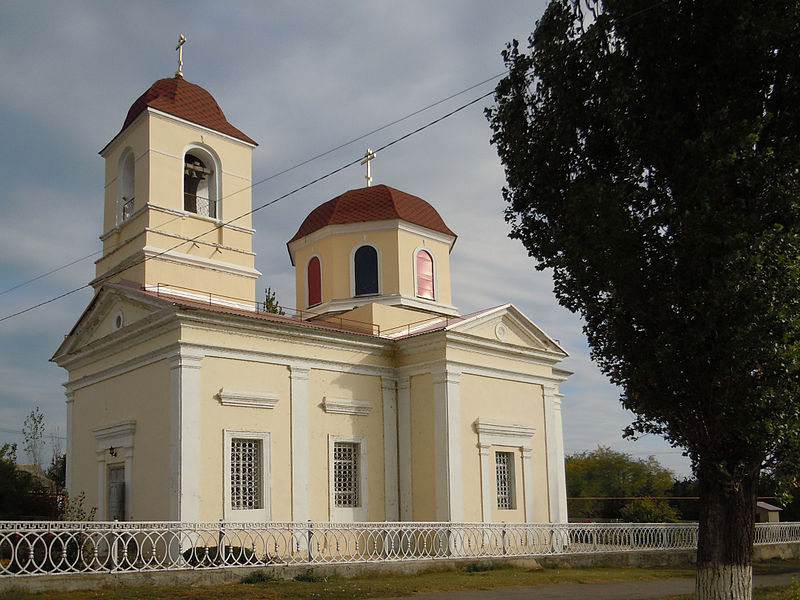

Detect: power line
[0, 73, 505, 298]
[0, 88, 495, 325]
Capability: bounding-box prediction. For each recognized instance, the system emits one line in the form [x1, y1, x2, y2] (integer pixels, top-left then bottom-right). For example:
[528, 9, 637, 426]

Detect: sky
[0, 1, 692, 478]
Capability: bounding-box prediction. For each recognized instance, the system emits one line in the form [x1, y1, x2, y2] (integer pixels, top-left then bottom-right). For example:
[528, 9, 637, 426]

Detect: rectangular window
[230, 438, 262, 510]
[495, 451, 516, 510]
[333, 441, 360, 508]
[224, 430, 270, 520]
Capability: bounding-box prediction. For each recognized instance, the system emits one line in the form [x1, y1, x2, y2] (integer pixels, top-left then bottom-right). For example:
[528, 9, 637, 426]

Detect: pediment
[52, 286, 166, 360]
[447, 304, 567, 355]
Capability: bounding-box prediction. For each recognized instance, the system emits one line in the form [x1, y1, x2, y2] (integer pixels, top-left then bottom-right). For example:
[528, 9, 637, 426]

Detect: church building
[51, 68, 571, 525]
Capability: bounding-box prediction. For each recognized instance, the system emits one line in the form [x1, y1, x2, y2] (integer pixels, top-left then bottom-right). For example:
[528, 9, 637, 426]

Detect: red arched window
[307, 256, 321, 307]
[416, 250, 434, 299]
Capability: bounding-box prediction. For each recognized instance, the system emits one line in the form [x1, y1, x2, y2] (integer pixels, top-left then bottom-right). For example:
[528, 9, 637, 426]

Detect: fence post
[307, 520, 313, 562]
[218, 519, 226, 565]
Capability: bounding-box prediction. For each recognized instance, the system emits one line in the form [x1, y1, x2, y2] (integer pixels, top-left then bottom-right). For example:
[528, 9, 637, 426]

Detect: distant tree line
[567, 447, 798, 522]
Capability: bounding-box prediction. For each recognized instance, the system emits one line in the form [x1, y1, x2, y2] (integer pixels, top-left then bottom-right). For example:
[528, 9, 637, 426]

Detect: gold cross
[175, 34, 187, 77]
[361, 148, 376, 187]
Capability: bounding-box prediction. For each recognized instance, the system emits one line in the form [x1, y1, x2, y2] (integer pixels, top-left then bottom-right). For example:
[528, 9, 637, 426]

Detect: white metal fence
[0, 521, 795, 578]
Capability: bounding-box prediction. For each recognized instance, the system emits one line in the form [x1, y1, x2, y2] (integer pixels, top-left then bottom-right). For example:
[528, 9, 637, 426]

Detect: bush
[619, 498, 680, 523]
[241, 569, 276, 584]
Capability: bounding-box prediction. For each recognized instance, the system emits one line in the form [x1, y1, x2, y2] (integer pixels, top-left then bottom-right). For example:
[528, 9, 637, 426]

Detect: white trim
[304, 294, 460, 321]
[413, 246, 437, 301]
[149, 108, 257, 148]
[93, 420, 136, 521]
[288, 218, 456, 263]
[65, 392, 74, 495]
[141, 245, 261, 280]
[474, 419, 536, 524]
[328, 434, 368, 522]
[101, 203, 256, 241]
[322, 397, 372, 416]
[223, 429, 271, 522]
[350, 242, 382, 298]
[116, 148, 136, 227]
[290, 366, 309, 522]
[218, 388, 279, 409]
[381, 377, 399, 521]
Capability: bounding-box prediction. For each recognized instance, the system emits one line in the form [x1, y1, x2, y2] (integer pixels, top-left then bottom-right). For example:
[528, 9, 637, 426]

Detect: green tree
[0, 443, 58, 519]
[566, 447, 675, 519]
[263, 287, 285, 315]
[619, 498, 679, 524]
[487, 1, 800, 597]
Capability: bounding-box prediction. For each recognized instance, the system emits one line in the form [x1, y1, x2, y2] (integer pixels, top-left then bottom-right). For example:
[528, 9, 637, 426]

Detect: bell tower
[94, 69, 260, 309]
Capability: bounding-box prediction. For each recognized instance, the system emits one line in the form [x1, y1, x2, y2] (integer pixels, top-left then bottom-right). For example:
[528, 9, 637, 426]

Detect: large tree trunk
[695, 461, 760, 600]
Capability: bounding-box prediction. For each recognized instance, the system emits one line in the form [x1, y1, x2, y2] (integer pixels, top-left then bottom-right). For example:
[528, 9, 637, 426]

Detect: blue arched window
[354, 245, 378, 296]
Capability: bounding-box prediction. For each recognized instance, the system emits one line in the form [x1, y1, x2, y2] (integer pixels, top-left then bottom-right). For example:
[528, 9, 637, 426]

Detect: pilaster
[169, 349, 203, 521]
[290, 365, 310, 522]
[381, 376, 399, 521]
[65, 391, 74, 495]
[543, 385, 568, 523]
[478, 442, 492, 522]
[397, 376, 412, 521]
[433, 367, 462, 522]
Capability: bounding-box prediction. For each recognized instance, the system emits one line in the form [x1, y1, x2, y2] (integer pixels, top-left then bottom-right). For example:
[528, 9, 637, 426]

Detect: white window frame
[349, 243, 382, 298]
[224, 430, 270, 522]
[182, 144, 221, 220]
[328, 434, 368, 522]
[93, 420, 135, 521]
[117, 148, 136, 226]
[412, 246, 437, 300]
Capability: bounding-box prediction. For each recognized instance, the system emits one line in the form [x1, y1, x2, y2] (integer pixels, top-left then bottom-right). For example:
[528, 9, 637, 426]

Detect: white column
[433, 367, 462, 522]
[521, 446, 534, 523]
[543, 385, 568, 523]
[65, 391, 74, 495]
[169, 349, 203, 521]
[290, 365, 310, 522]
[397, 376, 412, 521]
[381, 376, 399, 521]
[478, 442, 492, 523]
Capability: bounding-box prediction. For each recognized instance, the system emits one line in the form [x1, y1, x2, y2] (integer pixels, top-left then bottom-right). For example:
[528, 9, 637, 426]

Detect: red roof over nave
[288, 184, 456, 244]
[114, 76, 256, 146]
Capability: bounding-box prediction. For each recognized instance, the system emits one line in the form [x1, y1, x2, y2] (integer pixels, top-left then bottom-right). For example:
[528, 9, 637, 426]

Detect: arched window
[118, 150, 135, 224]
[184, 151, 217, 218]
[354, 245, 379, 296]
[416, 249, 434, 299]
[307, 256, 321, 307]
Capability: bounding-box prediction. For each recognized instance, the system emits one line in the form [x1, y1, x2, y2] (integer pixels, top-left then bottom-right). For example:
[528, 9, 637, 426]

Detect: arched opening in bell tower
[183, 148, 218, 219]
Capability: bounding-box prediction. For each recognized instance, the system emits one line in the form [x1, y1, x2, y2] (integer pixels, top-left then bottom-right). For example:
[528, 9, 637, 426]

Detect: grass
[0, 560, 797, 600]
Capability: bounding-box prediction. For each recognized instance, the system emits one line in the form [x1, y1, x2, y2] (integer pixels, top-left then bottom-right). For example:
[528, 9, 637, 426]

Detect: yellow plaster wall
[307, 369, 385, 521]
[69, 359, 172, 520]
[87, 299, 156, 345]
[197, 357, 292, 522]
[446, 346, 554, 379]
[409, 373, 436, 521]
[471, 320, 546, 350]
[459, 373, 550, 523]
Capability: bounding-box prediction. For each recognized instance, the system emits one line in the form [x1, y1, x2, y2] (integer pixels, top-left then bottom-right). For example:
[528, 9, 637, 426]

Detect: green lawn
[0, 560, 798, 600]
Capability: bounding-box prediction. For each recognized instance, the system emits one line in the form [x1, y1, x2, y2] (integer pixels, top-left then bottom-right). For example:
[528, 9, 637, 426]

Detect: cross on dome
[361, 148, 376, 187]
[175, 34, 187, 78]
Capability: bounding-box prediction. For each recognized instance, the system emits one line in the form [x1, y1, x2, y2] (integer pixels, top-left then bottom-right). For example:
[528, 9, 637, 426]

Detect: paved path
[377, 572, 800, 599]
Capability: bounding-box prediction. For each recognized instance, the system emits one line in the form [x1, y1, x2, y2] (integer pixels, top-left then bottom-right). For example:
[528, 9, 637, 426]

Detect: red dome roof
[115, 76, 256, 146]
[289, 185, 456, 243]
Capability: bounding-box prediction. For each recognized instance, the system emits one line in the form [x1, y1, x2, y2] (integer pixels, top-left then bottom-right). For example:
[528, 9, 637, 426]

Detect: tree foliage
[263, 287, 285, 315]
[22, 407, 45, 468]
[487, 0, 800, 595]
[0, 443, 58, 519]
[566, 446, 675, 519]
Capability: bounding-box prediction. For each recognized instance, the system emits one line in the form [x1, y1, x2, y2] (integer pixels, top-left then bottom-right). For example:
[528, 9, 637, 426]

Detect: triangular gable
[445, 304, 568, 356]
[52, 285, 168, 360]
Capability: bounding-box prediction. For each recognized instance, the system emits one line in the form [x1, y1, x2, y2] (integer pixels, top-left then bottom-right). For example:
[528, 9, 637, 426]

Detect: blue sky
[0, 1, 692, 478]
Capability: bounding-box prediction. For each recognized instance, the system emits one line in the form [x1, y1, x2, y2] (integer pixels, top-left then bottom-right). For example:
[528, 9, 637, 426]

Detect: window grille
[230, 438, 262, 510]
[333, 442, 360, 508]
[121, 197, 135, 221]
[495, 451, 516, 510]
